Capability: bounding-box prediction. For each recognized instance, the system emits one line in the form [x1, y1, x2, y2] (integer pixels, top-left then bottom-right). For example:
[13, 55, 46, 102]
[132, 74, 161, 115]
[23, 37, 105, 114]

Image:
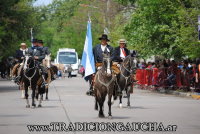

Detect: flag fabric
[81, 20, 95, 78]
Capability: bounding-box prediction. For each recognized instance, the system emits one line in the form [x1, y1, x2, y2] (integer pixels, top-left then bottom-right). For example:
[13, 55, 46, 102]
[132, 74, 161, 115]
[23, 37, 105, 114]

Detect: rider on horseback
[113, 39, 130, 63]
[86, 34, 114, 95]
[37, 40, 55, 81]
[13, 43, 28, 83]
[37, 40, 50, 55]
[28, 39, 48, 88]
[112, 39, 130, 95]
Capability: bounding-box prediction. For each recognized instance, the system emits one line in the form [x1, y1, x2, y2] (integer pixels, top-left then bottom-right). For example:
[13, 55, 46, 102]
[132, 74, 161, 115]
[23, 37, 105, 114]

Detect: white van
[54, 48, 79, 76]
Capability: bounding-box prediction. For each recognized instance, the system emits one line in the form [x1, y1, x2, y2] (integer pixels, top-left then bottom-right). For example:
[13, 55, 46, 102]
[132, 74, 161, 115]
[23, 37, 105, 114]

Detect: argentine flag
[81, 20, 95, 78]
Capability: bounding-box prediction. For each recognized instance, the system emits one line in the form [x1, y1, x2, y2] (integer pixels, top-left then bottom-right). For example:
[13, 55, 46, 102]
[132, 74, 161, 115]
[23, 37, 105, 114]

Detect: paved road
[0, 76, 200, 134]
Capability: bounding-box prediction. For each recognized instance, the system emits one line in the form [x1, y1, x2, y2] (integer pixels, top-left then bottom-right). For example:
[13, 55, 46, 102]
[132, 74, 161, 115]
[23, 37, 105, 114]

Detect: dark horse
[116, 55, 136, 108]
[0, 57, 16, 79]
[94, 53, 116, 118]
[22, 55, 42, 108]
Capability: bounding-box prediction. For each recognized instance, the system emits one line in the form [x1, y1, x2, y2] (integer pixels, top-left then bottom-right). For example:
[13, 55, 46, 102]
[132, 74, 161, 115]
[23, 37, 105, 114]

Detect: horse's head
[123, 54, 137, 74]
[23, 55, 35, 70]
[102, 52, 112, 76]
[43, 54, 51, 68]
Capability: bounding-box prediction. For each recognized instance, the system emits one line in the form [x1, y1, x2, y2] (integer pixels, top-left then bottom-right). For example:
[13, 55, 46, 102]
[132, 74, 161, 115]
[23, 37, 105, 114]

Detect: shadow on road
[0, 114, 29, 118]
[0, 86, 18, 93]
[111, 116, 131, 120]
[41, 105, 59, 108]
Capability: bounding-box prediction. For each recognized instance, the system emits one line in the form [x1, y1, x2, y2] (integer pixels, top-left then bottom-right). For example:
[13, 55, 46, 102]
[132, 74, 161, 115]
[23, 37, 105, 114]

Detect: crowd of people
[135, 59, 200, 92]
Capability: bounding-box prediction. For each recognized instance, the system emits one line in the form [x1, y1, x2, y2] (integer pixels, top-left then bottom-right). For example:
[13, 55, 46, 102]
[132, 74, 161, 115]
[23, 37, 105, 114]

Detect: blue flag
[81, 20, 95, 78]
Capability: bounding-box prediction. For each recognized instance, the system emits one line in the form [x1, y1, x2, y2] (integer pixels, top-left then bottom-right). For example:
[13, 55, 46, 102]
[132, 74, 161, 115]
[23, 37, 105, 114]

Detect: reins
[23, 59, 37, 89]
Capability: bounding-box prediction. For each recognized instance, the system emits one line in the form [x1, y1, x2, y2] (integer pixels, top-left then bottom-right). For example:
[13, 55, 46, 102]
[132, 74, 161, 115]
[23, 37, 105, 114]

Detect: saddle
[95, 62, 120, 75]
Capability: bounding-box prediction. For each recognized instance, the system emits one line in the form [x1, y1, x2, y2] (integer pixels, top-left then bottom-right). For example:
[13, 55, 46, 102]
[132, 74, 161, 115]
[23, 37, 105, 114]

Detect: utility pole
[104, 0, 110, 34]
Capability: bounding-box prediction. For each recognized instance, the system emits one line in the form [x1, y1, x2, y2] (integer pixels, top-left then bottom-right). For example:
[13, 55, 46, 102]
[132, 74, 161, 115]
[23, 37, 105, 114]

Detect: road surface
[0, 76, 200, 134]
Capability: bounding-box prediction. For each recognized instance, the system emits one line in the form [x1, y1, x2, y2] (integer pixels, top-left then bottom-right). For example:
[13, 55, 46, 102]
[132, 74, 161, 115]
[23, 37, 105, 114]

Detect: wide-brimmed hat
[37, 40, 44, 44]
[31, 39, 38, 43]
[99, 34, 110, 41]
[20, 43, 27, 46]
[118, 39, 127, 44]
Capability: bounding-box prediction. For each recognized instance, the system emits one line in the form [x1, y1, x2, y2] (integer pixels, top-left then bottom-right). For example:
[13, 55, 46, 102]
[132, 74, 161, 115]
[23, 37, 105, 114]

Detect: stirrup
[14, 76, 21, 84]
[86, 90, 93, 96]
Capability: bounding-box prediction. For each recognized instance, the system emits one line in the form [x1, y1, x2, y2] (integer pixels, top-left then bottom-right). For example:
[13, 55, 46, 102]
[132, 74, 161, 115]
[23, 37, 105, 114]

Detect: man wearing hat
[27, 39, 45, 62]
[37, 40, 50, 55]
[27, 39, 48, 87]
[12, 43, 28, 82]
[93, 34, 114, 66]
[86, 34, 114, 95]
[13, 39, 39, 84]
[113, 39, 130, 62]
[37, 40, 54, 81]
[112, 39, 130, 96]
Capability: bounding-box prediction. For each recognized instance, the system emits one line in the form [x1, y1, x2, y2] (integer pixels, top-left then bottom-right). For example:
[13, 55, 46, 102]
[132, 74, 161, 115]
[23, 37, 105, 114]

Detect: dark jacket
[15, 49, 27, 62]
[93, 44, 114, 63]
[27, 47, 45, 62]
[39, 46, 50, 55]
[113, 46, 130, 62]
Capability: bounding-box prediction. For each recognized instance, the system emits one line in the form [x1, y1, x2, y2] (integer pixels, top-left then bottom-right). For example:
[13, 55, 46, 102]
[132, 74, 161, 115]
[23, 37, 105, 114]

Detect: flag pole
[30, 28, 33, 47]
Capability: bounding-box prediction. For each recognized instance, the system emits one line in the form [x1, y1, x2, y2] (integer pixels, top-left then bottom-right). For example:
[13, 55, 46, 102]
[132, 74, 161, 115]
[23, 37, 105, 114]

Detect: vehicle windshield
[58, 52, 77, 64]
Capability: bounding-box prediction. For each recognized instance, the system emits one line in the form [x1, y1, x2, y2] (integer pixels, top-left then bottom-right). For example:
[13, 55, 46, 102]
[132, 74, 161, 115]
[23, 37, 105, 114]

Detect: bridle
[96, 53, 116, 92]
[23, 56, 37, 89]
[116, 55, 135, 91]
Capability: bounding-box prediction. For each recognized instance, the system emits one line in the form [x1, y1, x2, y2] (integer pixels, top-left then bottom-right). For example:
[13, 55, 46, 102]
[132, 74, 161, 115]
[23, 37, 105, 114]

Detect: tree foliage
[115, 0, 200, 60]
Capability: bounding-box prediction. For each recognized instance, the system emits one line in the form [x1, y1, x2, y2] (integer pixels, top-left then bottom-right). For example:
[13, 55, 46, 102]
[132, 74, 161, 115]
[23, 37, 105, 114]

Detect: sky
[33, 0, 53, 6]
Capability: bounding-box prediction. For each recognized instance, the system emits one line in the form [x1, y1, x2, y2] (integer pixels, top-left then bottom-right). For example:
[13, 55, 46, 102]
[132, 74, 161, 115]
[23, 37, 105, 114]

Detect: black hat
[99, 34, 110, 41]
[37, 40, 44, 44]
[31, 39, 38, 43]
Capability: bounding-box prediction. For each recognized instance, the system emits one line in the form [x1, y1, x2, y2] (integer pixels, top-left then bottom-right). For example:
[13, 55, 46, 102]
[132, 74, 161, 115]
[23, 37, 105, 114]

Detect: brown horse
[116, 55, 136, 108]
[94, 53, 116, 118]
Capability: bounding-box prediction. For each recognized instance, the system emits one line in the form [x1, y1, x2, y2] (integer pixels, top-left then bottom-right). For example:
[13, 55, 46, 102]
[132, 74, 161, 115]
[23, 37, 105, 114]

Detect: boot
[14, 76, 21, 85]
[86, 87, 94, 96]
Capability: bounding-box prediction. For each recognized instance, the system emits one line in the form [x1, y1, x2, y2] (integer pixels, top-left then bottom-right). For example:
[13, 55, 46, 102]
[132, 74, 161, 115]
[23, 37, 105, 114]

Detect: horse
[116, 55, 136, 108]
[54, 63, 65, 78]
[40, 54, 52, 100]
[0, 58, 7, 79]
[94, 53, 116, 118]
[22, 55, 42, 108]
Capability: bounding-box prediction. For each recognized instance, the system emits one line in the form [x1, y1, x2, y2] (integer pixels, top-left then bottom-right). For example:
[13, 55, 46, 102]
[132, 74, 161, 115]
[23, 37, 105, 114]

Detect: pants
[12, 63, 20, 77]
[68, 72, 72, 78]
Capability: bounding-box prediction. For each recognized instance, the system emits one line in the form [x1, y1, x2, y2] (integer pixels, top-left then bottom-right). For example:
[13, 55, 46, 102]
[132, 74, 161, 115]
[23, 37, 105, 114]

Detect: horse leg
[45, 87, 48, 100]
[38, 94, 42, 107]
[21, 89, 25, 99]
[41, 94, 43, 101]
[127, 87, 131, 108]
[25, 84, 30, 108]
[108, 94, 112, 119]
[94, 97, 98, 111]
[31, 85, 36, 108]
[119, 95, 123, 108]
[98, 97, 105, 118]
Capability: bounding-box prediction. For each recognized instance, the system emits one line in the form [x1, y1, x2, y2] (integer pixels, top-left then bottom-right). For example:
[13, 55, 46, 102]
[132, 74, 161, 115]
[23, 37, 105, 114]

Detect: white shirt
[120, 48, 126, 58]
[101, 45, 110, 52]
[20, 48, 28, 56]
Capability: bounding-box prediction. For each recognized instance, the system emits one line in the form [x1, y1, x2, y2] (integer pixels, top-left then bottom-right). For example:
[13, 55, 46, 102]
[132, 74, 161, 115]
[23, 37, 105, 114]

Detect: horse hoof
[26, 105, 30, 108]
[119, 103, 123, 108]
[127, 105, 131, 109]
[31, 104, 36, 108]
[38, 104, 42, 107]
[45, 98, 48, 101]
[108, 116, 112, 119]
[99, 114, 105, 118]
